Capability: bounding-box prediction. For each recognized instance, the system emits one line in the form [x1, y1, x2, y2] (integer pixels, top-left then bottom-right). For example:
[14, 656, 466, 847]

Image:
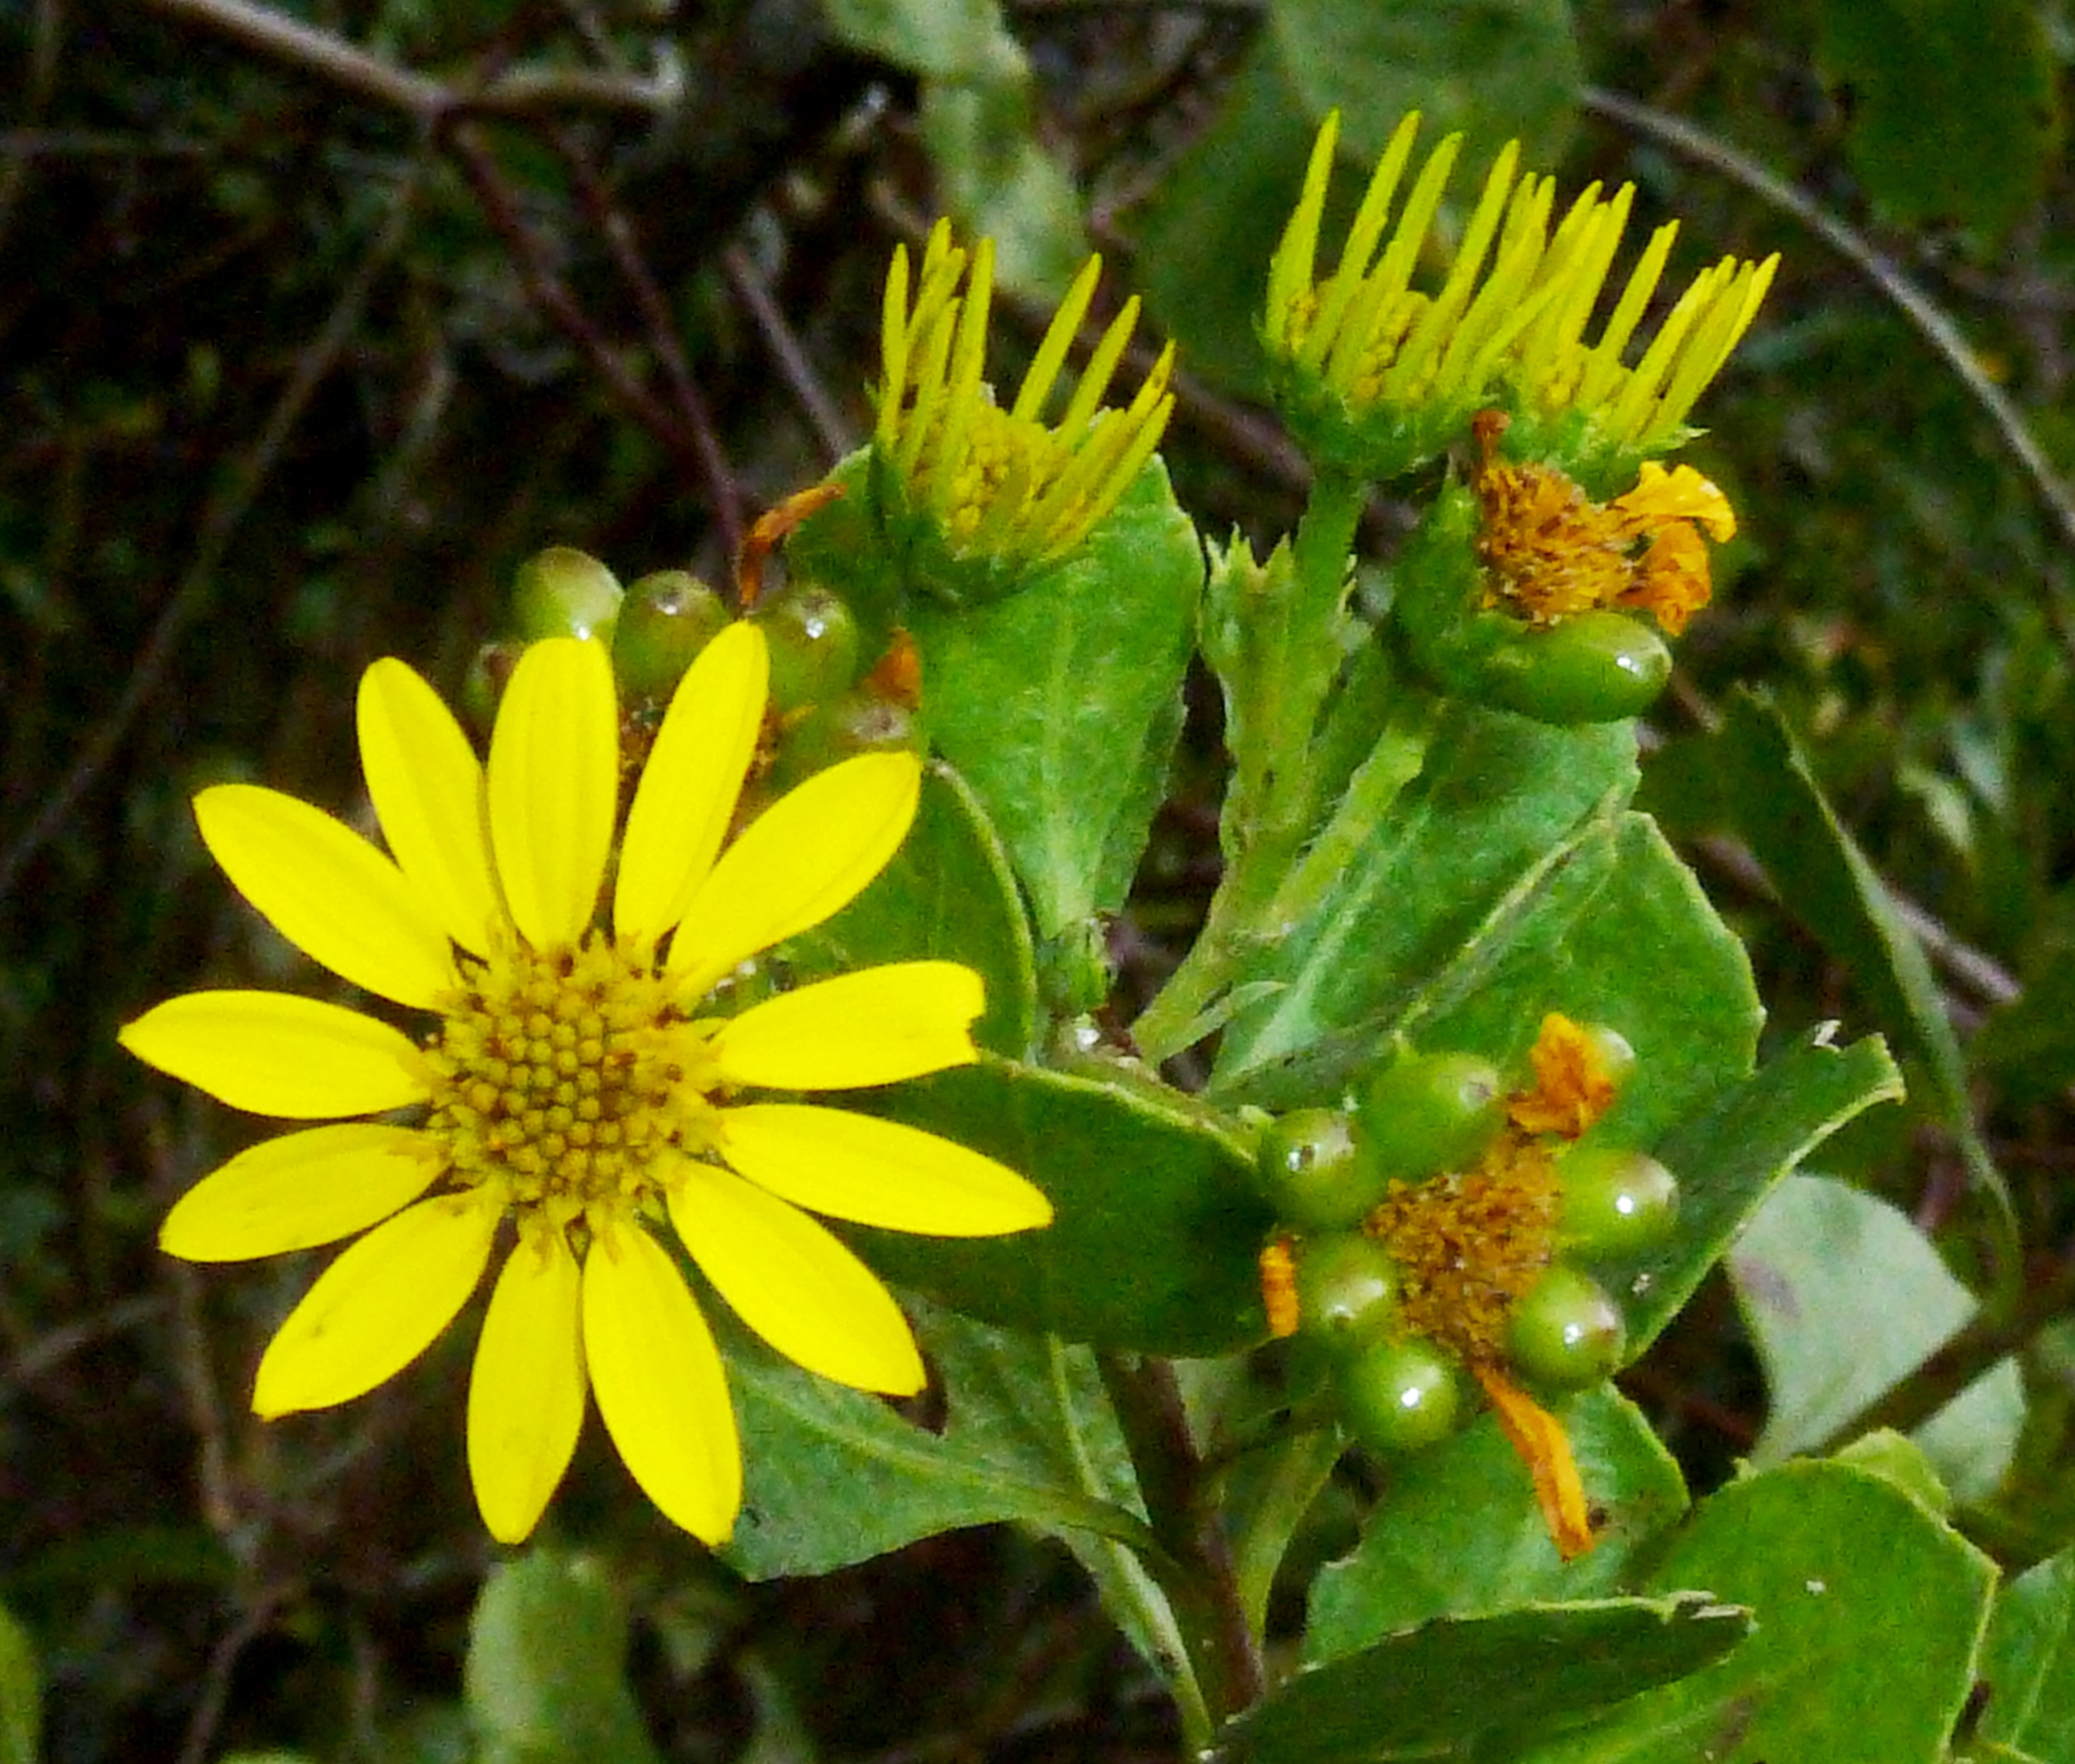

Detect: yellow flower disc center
[423, 935, 723, 1228]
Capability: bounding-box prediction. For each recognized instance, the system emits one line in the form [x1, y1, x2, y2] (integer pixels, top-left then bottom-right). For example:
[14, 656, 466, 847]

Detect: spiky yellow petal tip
[1262, 110, 1778, 483]
[873, 219, 1175, 579]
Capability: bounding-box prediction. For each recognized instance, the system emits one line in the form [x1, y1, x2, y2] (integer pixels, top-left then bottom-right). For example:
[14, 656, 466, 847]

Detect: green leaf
[1207, 709, 1643, 1101]
[1268, 0, 1582, 175]
[847, 1055, 1274, 1354]
[788, 760, 1038, 1060]
[1979, 1542, 2075, 1760]
[464, 1549, 663, 1764]
[1133, 39, 1319, 399]
[722, 1305, 1154, 1581]
[1732, 1172, 2022, 1498]
[908, 461, 1203, 938]
[919, 80, 1088, 298]
[1816, 0, 2060, 242]
[1304, 1387, 1689, 1663]
[1215, 1595, 1749, 1763]
[1709, 691, 2011, 1247]
[1512, 1461, 1996, 1764]
[0, 1605, 35, 1764]
[820, 0, 1024, 86]
[1622, 1028, 1905, 1355]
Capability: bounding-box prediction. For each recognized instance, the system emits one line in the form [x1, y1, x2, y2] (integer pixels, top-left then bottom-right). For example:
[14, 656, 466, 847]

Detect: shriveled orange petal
[357, 657, 504, 954]
[161, 1123, 439, 1261]
[487, 636, 618, 951]
[1475, 1363, 1596, 1561]
[582, 1223, 740, 1543]
[667, 752, 921, 998]
[719, 1103, 1051, 1236]
[711, 962, 981, 1091]
[194, 784, 459, 1009]
[118, 991, 427, 1118]
[667, 1161, 923, 1395]
[469, 1225, 587, 1544]
[252, 1193, 499, 1417]
[614, 623, 767, 947]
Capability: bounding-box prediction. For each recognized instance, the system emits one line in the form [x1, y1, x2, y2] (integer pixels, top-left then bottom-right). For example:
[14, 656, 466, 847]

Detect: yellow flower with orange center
[119, 624, 1051, 1546]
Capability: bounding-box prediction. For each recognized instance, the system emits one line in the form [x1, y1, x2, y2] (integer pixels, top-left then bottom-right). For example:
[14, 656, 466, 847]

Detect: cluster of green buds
[467, 513, 923, 801]
[1255, 1014, 1679, 1556]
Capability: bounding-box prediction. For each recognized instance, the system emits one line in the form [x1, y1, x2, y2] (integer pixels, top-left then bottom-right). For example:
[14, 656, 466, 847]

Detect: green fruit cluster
[473, 546, 921, 780]
[1255, 1037, 1681, 1461]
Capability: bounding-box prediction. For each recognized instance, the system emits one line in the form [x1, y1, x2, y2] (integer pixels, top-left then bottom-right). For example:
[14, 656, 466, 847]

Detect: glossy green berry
[612, 570, 731, 701]
[1574, 1021, 1637, 1094]
[1258, 1109, 1383, 1232]
[1337, 1334, 1463, 1454]
[1295, 1232, 1401, 1354]
[1356, 1051, 1506, 1185]
[1481, 609, 1671, 724]
[753, 580, 861, 713]
[512, 546, 623, 644]
[1556, 1146, 1678, 1258]
[462, 639, 523, 736]
[1507, 1265, 1626, 1391]
[768, 690, 923, 795]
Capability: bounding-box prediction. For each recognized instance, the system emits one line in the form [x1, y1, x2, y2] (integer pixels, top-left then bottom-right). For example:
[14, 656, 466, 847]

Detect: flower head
[1263, 111, 1777, 482]
[872, 220, 1175, 596]
[121, 625, 1051, 1546]
[1472, 410, 1735, 635]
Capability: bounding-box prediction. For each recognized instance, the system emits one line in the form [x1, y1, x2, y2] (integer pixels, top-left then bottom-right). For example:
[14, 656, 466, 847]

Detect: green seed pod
[1507, 1264, 1627, 1391]
[1556, 1146, 1678, 1258]
[1480, 609, 1671, 724]
[1258, 1108, 1381, 1232]
[612, 570, 731, 701]
[1356, 1051, 1506, 1185]
[1295, 1232, 1401, 1355]
[1337, 1334, 1463, 1454]
[1575, 1021, 1638, 1093]
[462, 639, 524, 736]
[512, 546, 623, 645]
[753, 580, 861, 713]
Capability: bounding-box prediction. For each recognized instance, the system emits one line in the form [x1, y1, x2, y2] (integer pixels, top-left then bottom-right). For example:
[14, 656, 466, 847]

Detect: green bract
[753, 580, 863, 713]
[1356, 1052, 1506, 1185]
[612, 570, 731, 703]
[1481, 609, 1672, 725]
[1508, 1264, 1628, 1391]
[1338, 1334, 1464, 1454]
[1259, 1108, 1378, 1231]
[1557, 1145, 1679, 1258]
[512, 546, 623, 645]
[1296, 1231, 1402, 1352]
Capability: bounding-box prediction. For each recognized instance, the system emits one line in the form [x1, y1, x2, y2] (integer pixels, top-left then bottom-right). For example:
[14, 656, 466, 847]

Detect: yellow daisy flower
[119, 624, 1052, 1546]
[873, 219, 1176, 584]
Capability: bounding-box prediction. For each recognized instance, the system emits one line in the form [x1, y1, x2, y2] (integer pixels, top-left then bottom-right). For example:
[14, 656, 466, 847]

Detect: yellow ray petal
[119, 991, 427, 1118]
[582, 1224, 740, 1543]
[194, 784, 459, 1010]
[668, 753, 922, 997]
[469, 1226, 587, 1544]
[357, 657, 504, 954]
[720, 1103, 1052, 1235]
[712, 961, 982, 1091]
[161, 1123, 440, 1261]
[251, 1193, 499, 1417]
[667, 1161, 923, 1395]
[487, 636, 619, 951]
[615, 623, 768, 947]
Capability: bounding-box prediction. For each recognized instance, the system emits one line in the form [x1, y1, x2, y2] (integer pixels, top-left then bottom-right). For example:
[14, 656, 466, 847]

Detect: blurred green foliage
[9, 0, 2075, 1759]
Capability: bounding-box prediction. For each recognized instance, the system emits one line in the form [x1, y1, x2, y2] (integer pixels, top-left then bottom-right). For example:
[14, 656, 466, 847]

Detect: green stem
[1097, 1352, 1265, 1749]
[1134, 472, 1372, 1065]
